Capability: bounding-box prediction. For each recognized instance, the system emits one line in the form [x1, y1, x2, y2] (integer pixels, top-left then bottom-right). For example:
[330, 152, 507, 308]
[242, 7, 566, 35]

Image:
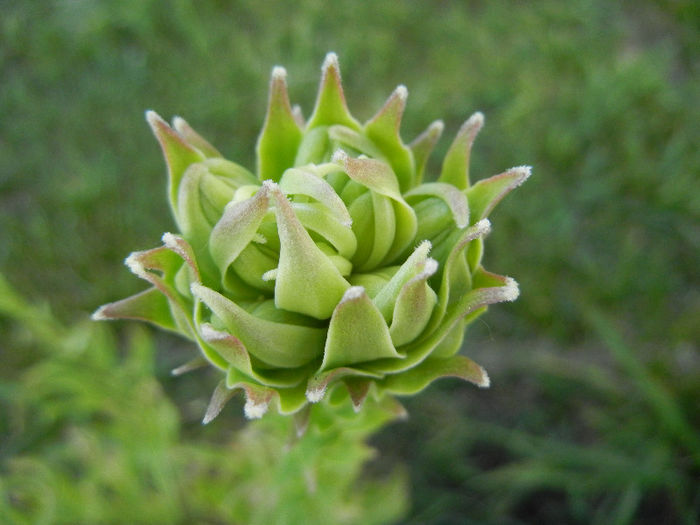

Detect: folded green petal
[438, 112, 483, 190]
[306, 53, 361, 131]
[364, 85, 415, 192]
[146, 110, 206, 213]
[467, 165, 532, 222]
[191, 282, 325, 368]
[410, 120, 444, 185]
[320, 286, 403, 372]
[380, 355, 489, 396]
[268, 181, 350, 319]
[256, 67, 303, 182]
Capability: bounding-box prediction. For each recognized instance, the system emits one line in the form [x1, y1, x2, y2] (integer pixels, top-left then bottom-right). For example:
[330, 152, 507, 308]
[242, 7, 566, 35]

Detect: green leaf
[279, 167, 352, 226]
[364, 86, 415, 192]
[438, 112, 483, 190]
[320, 286, 403, 372]
[191, 282, 325, 368]
[410, 120, 444, 185]
[381, 355, 489, 395]
[467, 165, 531, 221]
[256, 67, 303, 182]
[172, 116, 222, 158]
[306, 53, 361, 131]
[267, 181, 351, 319]
[209, 184, 270, 280]
[91, 287, 177, 333]
[146, 110, 205, 213]
[389, 260, 439, 347]
[405, 182, 469, 228]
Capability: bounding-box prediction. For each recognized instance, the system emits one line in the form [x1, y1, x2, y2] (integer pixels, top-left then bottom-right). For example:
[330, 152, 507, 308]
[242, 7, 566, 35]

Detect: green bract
[94, 53, 530, 422]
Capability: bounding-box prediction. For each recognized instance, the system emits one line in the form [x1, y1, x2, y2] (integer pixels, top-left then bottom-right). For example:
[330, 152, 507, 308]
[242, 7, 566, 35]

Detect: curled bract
[94, 53, 530, 422]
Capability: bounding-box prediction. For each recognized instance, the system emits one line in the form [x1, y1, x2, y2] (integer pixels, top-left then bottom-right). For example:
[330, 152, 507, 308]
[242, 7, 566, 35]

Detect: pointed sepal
[267, 181, 350, 319]
[438, 112, 484, 190]
[320, 286, 403, 372]
[191, 282, 325, 367]
[467, 165, 531, 222]
[256, 66, 303, 182]
[306, 52, 361, 131]
[381, 355, 489, 395]
[172, 116, 222, 158]
[364, 85, 415, 192]
[91, 287, 177, 332]
[410, 120, 444, 185]
[146, 110, 205, 213]
[202, 380, 237, 424]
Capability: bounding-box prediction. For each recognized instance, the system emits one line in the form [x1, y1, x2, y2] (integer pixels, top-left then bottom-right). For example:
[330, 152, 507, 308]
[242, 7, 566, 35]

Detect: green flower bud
[94, 53, 530, 422]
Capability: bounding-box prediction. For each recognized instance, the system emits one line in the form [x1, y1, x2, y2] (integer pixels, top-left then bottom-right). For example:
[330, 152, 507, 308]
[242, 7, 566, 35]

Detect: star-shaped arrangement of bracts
[94, 52, 530, 424]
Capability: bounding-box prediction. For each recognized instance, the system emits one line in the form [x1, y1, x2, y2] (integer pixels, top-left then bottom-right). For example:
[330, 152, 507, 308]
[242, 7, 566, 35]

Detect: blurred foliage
[0, 274, 407, 524]
[1, 0, 698, 523]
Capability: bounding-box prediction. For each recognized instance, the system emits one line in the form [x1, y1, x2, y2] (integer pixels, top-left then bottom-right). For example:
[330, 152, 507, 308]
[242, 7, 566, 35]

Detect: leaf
[405, 182, 469, 228]
[467, 165, 531, 221]
[410, 120, 444, 185]
[267, 181, 351, 319]
[381, 355, 489, 395]
[91, 287, 176, 333]
[306, 52, 361, 131]
[191, 282, 325, 368]
[438, 112, 483, 190]
[319, 286, 403, 372]
[256, 66, 303, 182]
[172, 116, 222, 158]
[146, 110, 205, 213]
[364, 85, 415, 192]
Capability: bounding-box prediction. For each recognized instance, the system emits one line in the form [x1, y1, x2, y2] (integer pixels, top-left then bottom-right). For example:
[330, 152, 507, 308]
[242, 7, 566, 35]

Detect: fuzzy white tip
[430, 120, 445, 134]
[331, 149, 349, 165]
[145, 109, 166, 130]
[477, 365, 491, 388]
[244, 399, 269, 419]
[252, 233, 267, 244]
[190, 281, 204, 298]
[124, 254, 147, 278]
[261, 269, 278, 282]
[468, 111, 485, 128]
[416, 239, 432, 255]
[511, 165, 532, 185]
[172, 115, 187, 132]
[322, 52, 339, 72]
[423, 258, 439, 277]
[342, 286, 365, 302]
[474, 218, 492, 237]
[271, 66, 287, 80]
[262, 179, 279, 192]
[200, 323, 224, 342]
[394, 85, 408, 101]
[91, 306, 108, 321]
[306, 387, 326, 403]
[161, 232, 178, 249]
[502, 277, 520, 302]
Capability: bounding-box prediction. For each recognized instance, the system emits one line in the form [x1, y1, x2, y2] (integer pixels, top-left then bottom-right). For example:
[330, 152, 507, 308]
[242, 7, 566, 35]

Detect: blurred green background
[1, 1, 698, 523]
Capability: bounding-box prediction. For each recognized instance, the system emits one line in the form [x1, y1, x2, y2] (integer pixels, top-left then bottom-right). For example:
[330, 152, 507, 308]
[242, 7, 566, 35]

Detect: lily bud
[94, 53, 530, 422]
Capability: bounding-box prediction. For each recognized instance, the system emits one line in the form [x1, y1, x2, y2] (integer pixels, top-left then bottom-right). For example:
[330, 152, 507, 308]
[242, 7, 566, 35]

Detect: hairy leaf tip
[161, 232, 178, 249]
[342, 286, 365, 302]
[502, 277, 520, 302]
[90, 305, 108, 321]
[322, 52, 339, 72]
[244, 400, 269, 419]
[477, 365, 491, 388]
[124, 253, 147, 278]
[331, 149, 348, 164]
[271, 66, 287, 80]
[475, 218, 492, 237]
[511, 165, 532, 184]
[395, 84, 408, 101]
[306, 386, 326, 403]
[145, 109, 165, 130]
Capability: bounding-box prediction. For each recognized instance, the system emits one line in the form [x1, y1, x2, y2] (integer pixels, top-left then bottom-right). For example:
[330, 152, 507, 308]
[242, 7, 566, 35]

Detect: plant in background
[93, 53, 529, 425]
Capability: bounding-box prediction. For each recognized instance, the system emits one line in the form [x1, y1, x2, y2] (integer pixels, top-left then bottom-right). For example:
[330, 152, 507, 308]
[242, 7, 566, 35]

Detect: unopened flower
[94, 53, 530, 422]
